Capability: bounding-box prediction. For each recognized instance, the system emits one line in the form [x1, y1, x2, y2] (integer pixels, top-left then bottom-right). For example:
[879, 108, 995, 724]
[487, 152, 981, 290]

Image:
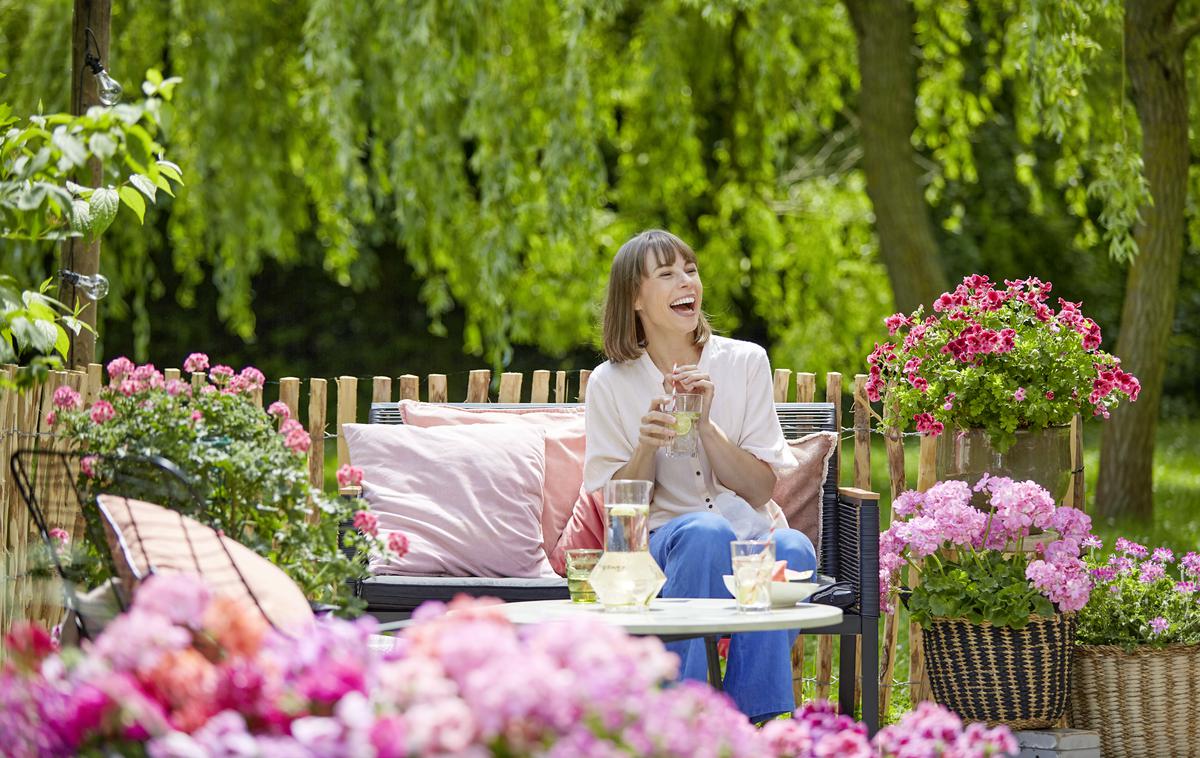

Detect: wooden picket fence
[0, 361, 1087, 721]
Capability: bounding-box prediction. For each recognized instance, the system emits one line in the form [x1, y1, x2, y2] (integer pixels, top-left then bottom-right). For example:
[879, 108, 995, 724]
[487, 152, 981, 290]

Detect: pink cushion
[549, 484, 605, 575]
[398, 400, 586, 557]
[343, 422, 556, 578]
[773, 432, 839, 548]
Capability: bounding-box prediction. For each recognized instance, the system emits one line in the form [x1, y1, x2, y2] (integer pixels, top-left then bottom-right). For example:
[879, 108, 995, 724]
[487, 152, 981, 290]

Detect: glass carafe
[589, 480, 667, 612]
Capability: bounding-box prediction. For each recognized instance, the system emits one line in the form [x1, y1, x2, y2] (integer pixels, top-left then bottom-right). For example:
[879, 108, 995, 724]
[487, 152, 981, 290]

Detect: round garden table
[494, 598, 843, 690]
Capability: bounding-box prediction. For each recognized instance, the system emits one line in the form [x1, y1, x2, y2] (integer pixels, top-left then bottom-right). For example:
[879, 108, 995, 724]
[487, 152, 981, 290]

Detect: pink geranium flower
[53, 386, 83, 410]
[183, 353, 209, 373]
[209, 365, 235, 385]
[353, 510, 379, 537]
[106, 356, 134, 381]
[337, 465, 364, 489]
[266, 401, 291, 421]
[89, 400, 115, 424]
[388, 532, 410, 558]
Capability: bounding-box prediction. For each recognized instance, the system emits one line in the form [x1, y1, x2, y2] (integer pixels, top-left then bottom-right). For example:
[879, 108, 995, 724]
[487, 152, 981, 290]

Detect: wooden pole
[466, 370, 490, 403]
[773, 369, 792, 403]
[372, 376, 393, 404]
[554, 371, 567, 403]
[307, 378, 327, 490]
[336, 376, 357, 471]
[499, 373, 523, 403]
[398, 375, 419, 401]
[64, 0, 112, 368]
[531, 370, 550, 403]
[279, 377, 300, 422]
[578, 370, 591, 402]
[795, 372, 816, 403]
[427, 374, 448, 403]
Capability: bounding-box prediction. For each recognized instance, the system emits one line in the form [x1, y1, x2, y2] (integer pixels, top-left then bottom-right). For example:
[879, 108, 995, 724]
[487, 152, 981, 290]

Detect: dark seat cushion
[358, 575, 569, 615]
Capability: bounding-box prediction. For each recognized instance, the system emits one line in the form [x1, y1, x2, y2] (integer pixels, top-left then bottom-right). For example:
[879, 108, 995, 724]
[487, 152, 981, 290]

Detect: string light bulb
[59, 270, 110, 300]
[83, 28, 122, 106]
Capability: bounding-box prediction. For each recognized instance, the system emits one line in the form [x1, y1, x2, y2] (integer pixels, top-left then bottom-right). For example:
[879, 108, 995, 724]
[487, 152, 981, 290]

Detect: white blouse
[583, 335, 797, 533]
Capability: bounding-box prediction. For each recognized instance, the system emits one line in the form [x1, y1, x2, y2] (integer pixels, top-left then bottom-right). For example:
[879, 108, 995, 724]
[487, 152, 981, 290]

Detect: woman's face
[634, 253, 703, 338]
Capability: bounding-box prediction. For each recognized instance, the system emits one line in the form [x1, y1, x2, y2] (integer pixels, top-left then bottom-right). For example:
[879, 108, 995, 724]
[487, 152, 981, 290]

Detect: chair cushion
[773, 431, 839, 546]
[344, 422, 556, 578]
[549, 483, 604, 575]
[397, 400, 586, 558]
[95, 494, 315, 630]
[358, 574, 569, 612]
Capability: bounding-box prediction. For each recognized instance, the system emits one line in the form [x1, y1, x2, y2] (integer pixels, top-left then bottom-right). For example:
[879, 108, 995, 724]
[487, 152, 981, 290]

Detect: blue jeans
[649, 511, 817, 721]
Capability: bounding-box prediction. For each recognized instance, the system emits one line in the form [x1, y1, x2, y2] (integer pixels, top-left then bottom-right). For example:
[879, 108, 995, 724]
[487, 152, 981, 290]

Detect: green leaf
[118, 185, 146, 223]
[69, 198, 93, 234]
[89, 187, 119, 236]
[53, 323, 69, 359]
[129, 173, 158, 202]
[88, 132, 118, 161]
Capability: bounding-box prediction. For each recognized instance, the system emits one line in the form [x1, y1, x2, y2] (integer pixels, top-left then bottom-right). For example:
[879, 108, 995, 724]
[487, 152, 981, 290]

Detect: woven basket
[1069, 643, 1200, 756]
[923, 614, 1075, 729]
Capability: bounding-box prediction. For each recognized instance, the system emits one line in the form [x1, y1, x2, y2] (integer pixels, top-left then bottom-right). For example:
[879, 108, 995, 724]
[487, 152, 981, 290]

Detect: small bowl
[722, 569, 820, 608]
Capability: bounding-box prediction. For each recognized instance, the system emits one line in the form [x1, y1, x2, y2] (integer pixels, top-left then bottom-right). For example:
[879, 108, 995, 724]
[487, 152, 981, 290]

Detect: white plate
[722, 569, 820, 608]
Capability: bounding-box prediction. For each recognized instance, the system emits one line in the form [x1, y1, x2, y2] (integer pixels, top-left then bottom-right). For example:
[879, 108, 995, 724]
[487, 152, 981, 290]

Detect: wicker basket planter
[1069, 643, 1200, 756]
[922, 614, 1075, 729]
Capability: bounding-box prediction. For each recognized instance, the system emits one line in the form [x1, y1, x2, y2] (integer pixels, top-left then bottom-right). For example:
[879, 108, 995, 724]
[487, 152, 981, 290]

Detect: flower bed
[0, 575, 1017, 757]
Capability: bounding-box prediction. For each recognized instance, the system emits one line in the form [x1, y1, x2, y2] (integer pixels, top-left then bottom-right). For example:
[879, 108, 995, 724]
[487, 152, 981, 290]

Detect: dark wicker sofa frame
[353, 401, 880, 732]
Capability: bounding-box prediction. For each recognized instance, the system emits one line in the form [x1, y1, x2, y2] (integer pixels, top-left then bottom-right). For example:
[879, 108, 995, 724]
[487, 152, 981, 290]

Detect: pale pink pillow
[549, 484, 605, 575]
[343, 422, 556, 578]
[398, 400, 586, 558]
[773, 431, 839, 547]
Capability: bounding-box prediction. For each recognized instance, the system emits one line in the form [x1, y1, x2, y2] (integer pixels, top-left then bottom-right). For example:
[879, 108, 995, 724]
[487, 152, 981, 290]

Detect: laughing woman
[583, 229, 816, 721]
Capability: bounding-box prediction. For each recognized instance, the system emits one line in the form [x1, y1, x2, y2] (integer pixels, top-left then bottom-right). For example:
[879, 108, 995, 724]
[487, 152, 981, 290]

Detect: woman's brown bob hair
[602, 229, 712, 363]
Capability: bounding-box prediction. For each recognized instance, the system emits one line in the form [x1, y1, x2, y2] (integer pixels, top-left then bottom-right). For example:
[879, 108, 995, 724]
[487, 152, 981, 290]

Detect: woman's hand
[637, 395, 678, 450]
[667, 364, 714, 425]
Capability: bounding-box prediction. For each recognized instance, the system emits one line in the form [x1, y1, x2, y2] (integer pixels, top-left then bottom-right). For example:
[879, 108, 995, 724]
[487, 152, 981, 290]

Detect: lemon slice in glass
[673, 413, 695, 436]
[608, 505, 643, 517]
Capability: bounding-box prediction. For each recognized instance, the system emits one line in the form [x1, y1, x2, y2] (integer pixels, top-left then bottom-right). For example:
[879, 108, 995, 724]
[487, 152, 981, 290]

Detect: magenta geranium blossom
[867, 276, 1138, 450]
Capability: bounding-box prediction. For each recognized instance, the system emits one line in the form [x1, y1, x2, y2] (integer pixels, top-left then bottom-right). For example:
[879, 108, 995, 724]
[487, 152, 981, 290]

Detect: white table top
[495, 598, 842, 636]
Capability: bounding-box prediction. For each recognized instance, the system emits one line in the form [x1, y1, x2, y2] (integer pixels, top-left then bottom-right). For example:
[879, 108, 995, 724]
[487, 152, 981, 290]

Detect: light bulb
[60, 270, 110, 300]
[94, 68, 123, 106]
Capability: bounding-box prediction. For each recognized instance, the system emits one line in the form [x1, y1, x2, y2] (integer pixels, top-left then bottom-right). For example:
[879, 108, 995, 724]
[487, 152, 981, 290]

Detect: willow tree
[838, 0, 1195, 518]
[0, 0, 891, 374]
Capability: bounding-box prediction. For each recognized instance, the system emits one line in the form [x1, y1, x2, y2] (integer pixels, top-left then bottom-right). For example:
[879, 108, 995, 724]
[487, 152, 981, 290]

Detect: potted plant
[865, 275, 1139, 501]
[880, 475, 1093, 728]
[49, 353, 392, 612]
[1069, 539, 1200, 755]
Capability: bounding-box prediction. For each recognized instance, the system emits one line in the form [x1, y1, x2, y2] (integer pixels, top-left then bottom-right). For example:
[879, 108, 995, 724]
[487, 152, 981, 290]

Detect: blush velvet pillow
[397, 400, 586, 557]
[343, 421, 556, 578]
[772, 431, 840, 549]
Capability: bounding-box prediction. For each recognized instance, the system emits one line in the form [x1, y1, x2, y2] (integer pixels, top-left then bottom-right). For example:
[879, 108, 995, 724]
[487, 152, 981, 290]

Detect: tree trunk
[1096, 1, 1192, 520]
[62, 0, 111, 369]
[843, 0, 949, 314]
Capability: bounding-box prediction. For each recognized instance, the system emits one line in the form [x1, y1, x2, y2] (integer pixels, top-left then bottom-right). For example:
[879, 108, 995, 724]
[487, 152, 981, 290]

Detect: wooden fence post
[466, 370, 490, 403]
[578, 370, 591, 403]
[796, 372, 816, 403]
[399, 375, 419, 402]
[773, 369, 792, 403]
[531, 370, 551, 403]
[336, 377, 357, 473]
[554, 371, 567, 403]
[1066, 413, 1084, 509]
[499, 373, 523, 403]
[427, 374, 448, 403]
[372, 376, 393, 405]
[307, 378, 327, 491]
[279, 377, 300, 422]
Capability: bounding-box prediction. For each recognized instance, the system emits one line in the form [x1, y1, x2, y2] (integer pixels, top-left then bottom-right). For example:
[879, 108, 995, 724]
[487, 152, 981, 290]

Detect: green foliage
[907, 551, 1055, 630]
[1076, 543, 1200, 649]
[0, 71, 183, 241]
[51, 359, 381, 611]
[0, 273, 85, 389]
